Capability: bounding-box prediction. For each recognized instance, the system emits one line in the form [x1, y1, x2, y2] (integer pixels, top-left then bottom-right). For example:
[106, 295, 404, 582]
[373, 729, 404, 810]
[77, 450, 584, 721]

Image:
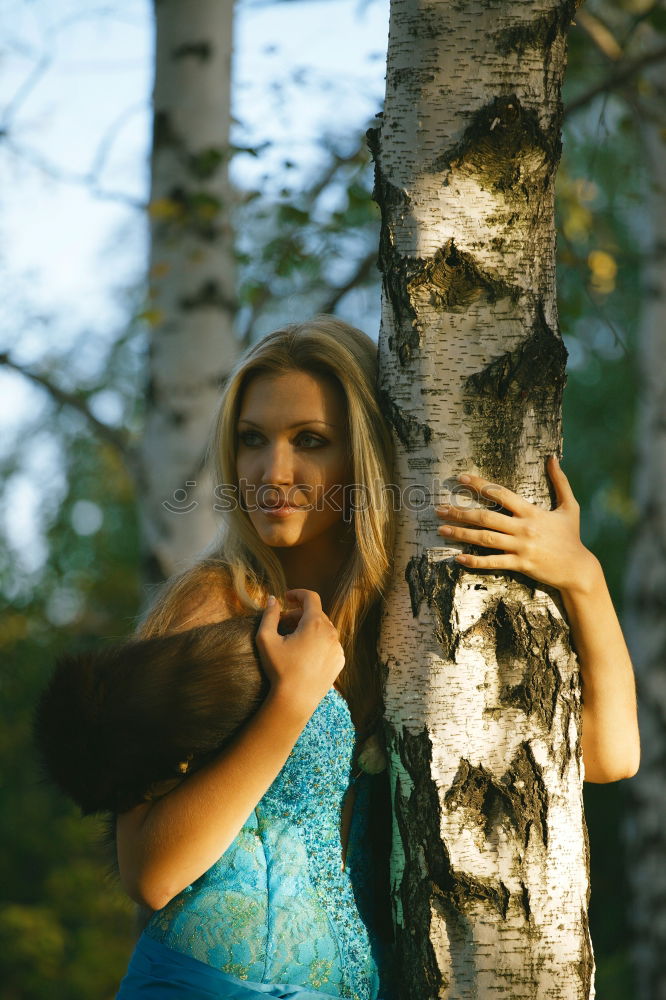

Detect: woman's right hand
[255, 589, 345, 715]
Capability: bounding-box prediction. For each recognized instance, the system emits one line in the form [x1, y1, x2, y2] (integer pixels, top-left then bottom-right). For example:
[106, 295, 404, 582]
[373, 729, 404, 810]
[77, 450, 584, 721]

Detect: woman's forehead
[238, 370, 346, 424]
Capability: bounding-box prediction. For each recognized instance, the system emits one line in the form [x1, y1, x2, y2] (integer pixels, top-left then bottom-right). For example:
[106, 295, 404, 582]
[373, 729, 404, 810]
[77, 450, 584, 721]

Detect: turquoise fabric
[116, 933, 341, 998]
[138, 688, 392, 1000]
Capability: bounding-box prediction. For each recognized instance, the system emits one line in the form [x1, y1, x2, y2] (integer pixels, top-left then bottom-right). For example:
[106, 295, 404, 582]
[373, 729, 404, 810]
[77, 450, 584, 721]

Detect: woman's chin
[252, 520, 304, 547]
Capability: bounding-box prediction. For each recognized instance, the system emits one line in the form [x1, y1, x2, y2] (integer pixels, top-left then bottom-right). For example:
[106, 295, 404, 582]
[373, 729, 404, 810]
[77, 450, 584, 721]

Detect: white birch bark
[139, 0, 238, 579]
[622, 56, 666, 1000]
[371, 1, 593, 995]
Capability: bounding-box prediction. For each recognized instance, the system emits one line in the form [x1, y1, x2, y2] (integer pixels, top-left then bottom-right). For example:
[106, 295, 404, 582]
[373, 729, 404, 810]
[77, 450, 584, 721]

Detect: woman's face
[236, 369, 351, 550]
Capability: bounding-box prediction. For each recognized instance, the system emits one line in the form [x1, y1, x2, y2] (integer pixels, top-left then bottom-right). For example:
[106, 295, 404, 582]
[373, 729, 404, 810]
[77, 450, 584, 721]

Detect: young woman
[113, 315, 639, 999]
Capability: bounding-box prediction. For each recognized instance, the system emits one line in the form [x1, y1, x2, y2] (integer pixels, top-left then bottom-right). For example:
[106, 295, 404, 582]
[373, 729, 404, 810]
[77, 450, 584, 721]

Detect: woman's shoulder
[139, 560, 244, 637]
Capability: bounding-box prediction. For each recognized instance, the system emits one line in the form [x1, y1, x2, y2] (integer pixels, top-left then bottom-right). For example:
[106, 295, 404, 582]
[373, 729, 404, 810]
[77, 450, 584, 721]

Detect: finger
[284, 589, 322, 619]
[454, 552, 519, 570]
[456, 474, 532, 516]
[437, 524, 519, 551]
[280, 607, 304, 621]
[547, 455, 577, 507]
[278, 608, 304, 630]
[435, 503, 515, 533]
[256, 595, 281, 643]
[277, 608, 302, 635]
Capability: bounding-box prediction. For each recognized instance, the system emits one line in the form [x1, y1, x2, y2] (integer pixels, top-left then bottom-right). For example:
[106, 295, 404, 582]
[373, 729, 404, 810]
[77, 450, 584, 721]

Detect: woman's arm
[435, 456, 640, 783]
[117, 590, 345, 910]
[559, 558, 639, 782]
[117, 685, 317, 911]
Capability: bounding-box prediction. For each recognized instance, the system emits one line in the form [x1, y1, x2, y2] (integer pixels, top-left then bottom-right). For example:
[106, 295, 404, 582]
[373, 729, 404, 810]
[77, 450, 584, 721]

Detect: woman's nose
[259, 441, 294, 486]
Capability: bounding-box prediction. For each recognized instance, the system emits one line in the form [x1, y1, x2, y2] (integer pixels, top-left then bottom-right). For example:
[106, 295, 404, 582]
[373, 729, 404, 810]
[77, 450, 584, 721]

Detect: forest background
[0, 0, 659, 997]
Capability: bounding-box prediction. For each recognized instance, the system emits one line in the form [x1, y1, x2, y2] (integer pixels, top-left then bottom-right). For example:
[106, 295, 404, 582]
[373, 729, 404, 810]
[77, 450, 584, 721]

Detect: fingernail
[267, 595, 276, 606]
[458, 474, 471, 484]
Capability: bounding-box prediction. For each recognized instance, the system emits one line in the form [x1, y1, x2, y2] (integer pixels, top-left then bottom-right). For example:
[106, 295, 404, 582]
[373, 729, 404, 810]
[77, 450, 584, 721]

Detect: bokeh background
[1, 0, 659, 996]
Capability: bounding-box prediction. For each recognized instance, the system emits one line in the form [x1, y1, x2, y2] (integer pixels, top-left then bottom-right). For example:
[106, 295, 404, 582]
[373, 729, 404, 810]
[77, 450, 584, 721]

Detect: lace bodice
[143, 688, 391, 1000]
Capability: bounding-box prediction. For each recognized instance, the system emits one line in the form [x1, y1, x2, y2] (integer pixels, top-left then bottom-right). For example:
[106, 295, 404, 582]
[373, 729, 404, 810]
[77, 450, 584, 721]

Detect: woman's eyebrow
[237, 419, 337, 429]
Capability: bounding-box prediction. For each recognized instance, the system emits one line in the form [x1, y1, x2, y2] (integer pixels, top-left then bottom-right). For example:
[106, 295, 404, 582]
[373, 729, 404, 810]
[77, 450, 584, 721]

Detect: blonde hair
[139, 315, 396, 733]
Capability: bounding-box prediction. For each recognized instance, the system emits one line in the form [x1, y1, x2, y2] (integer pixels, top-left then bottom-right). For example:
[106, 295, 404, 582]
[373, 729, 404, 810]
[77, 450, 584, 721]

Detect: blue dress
[116, 688, 394, 999]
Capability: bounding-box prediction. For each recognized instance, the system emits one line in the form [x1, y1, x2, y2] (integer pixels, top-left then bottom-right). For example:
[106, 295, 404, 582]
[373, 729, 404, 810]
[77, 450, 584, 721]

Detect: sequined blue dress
[116, 688, 394, 1000]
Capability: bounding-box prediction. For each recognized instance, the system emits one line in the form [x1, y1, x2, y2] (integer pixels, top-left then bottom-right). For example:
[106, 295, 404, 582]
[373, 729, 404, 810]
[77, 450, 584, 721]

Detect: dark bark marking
[445, 742, 549, 850]
[188, 147, 225, 180]
[389, 728, 551, 996]
[560, 662, 583, 779]
[407, 239, 518, 314]
[387, 66, 435, 89]
[389, 725, 448, 998]
[445, 870, 510, 918]
[153, 110, 180, 153]
[142, 549, 169, 587]
[367, 125, 420, 366]
[180, 280, 234, 313]
[494, 598, 564, 733]
[576, 906, 594, 998]
[159, 187, 223, 241]
[376, 389, 432, 451]
[171, 41, 212, 62]
[433, 95, 560, 196]
[463, 303, 568, 486]
[404, 555, 459, 659]
[466, 304, 567, 397]
[581, 804, 591, 907]
[391, 726, 514, 993]
[494, 4, 577, 57]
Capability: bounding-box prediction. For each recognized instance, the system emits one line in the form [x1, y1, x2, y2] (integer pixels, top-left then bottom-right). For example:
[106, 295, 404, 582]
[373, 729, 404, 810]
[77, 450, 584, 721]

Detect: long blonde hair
[139, 315, 396, 733]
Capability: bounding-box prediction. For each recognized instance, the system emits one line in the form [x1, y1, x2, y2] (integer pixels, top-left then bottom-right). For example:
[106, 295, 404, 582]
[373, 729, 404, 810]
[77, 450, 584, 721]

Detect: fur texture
[33, 616, 266, 815]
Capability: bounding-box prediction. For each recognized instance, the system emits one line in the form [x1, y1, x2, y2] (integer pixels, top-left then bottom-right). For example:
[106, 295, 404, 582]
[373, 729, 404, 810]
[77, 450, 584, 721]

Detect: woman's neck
[275, 530, 354, 612]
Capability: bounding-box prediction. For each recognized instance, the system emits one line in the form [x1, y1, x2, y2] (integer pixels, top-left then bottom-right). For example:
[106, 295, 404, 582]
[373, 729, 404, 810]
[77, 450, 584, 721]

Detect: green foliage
[188, 147, 225, 180]
[559, 8, 652, 990]
[234, 136, 380, 341]
[1, 345, 142, 996]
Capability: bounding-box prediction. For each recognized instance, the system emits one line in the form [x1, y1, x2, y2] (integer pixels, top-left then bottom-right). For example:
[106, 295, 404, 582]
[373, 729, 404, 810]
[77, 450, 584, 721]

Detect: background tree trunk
[371, 1, 593, 996]
[622, 50, 666, 1000]
[139, 0, 239, 581]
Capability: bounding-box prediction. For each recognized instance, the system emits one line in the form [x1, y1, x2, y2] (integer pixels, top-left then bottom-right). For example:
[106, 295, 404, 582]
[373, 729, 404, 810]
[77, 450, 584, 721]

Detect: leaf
[147, 198, 183, 221]
[647, 7, 666, 33]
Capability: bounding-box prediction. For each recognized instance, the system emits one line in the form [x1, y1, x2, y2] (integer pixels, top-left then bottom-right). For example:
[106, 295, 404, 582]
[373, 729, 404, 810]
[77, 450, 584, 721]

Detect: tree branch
[320, 248, 378, 314]
[3, 136, 145, 209]
[0, 52, 52, 133]
[0, 352, 134, 461]
[575, 10, 622, 62]
[565, 43, 666, 117]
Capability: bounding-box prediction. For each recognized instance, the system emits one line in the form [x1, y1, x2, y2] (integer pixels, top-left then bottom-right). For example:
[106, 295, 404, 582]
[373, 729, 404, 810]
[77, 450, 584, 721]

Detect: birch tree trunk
[371, 1, 593, 996]
[139, 0, 238, 580]
[622, 57, 666, 1000]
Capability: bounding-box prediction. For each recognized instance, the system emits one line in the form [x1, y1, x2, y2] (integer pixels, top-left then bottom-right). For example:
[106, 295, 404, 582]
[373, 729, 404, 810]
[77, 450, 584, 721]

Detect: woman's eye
[237, 430, 326, 448]
[238, 430, 263, 446]
[297, 433, 326, 448]
[238, 431, 327, 449]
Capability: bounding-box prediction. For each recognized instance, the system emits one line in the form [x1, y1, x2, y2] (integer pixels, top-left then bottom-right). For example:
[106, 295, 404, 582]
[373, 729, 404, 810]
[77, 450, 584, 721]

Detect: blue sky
[1, 0, 390, 578]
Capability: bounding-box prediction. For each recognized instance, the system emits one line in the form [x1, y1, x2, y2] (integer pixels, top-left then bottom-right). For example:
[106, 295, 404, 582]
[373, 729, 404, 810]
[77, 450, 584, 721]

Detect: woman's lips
[259, 505, 302, 517]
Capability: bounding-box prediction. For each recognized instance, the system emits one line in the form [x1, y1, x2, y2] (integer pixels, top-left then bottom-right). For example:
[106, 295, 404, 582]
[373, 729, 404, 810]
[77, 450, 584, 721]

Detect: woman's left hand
[435, 455, 599, 595]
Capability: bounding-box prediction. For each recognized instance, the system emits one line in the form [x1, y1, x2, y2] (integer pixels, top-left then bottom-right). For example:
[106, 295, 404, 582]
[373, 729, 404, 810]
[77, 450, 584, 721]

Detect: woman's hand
[435, 456, 640, 781]
[435, 455, 599, 595]
[255, 589, 345, 715]
[117, 589, 347, 911]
